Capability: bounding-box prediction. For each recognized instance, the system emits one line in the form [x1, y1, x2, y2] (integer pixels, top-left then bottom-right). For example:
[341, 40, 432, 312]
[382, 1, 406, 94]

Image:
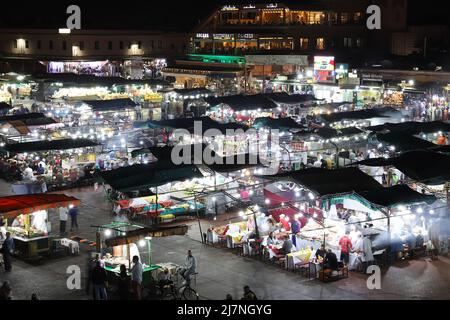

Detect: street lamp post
[145, 236, 152, 266]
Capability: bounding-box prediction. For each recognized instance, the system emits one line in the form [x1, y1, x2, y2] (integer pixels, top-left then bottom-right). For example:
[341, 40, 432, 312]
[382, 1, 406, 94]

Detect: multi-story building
[0, 28, 189, 74]
[190, 0, 408, 58]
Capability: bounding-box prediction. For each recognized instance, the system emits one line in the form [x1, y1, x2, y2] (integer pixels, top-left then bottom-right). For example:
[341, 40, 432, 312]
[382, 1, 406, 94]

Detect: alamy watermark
[66, 5, 81, 30]
[170, 121, 280, 171]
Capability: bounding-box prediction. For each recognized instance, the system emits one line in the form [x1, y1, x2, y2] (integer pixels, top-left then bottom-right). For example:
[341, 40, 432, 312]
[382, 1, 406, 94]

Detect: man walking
[1, 232, 15, 272]
[69, 205, 79, 232]
[59, 206, 69, 235]
[130, 255, 143, 300]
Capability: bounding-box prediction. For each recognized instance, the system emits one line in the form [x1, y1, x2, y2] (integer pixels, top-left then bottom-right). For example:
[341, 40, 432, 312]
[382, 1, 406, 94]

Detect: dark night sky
[0, 0, 447, 31]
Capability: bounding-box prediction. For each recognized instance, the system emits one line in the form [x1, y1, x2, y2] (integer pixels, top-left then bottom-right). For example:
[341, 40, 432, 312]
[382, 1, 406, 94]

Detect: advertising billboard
[313, 56, 335, 71]
[313, 56, 335, 83]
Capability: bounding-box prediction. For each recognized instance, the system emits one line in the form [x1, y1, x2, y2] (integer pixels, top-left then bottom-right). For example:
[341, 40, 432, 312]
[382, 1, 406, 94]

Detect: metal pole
[147, 238, 152, 266]
[194, 194, 204, 243]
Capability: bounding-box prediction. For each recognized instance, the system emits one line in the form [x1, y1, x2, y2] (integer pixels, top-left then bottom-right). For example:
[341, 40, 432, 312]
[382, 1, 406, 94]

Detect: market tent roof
[105, 224, 189, 247]
[205, 94, 278, 112]
[33, 73, 172, 87]
[0, 194, 80, 219]
[143, 145, 266, 173]
[430, 145, 450, 153]
[252, 117, 305, 130]
[357, 185, 437, 208]
[367, 121, 450, 135]
[203, 153, 266, 173]
[0, 102, 12, 110]
[5, 138, 100, 153]
[351, 150, 450, 185]
[264, 93, 318, 105]
[319, 107, 402, 123]
[99, 162, 204, 192]
[260, 167, 383, 197]
[371, 132, 436, 152]
[10, 117, 57, 127]
[81, 98, 137, 111]
[0, 112, 48, 122]
[313, 127, 364, 139]
[146, 116, 248, 134]
[172, 88, 213, 96]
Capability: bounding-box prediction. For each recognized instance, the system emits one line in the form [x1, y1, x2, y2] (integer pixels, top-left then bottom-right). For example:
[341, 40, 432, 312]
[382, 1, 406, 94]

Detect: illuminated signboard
[267, 3, 278, 8]
[243, 5, 256, 9]
[213, 34, 234, 40]
[313, 56, 335, 71]
[222, 5, 238, 11]
[237, 34, 254, 39]
[196, 33, 210, 39]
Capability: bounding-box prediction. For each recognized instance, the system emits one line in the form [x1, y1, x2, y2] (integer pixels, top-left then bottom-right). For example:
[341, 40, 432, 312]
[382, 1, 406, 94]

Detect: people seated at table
[280, 236, 293, 255]
[266, 232, 277, 246]
[324, 249, 338, 271]
[315, 244, 326, 261]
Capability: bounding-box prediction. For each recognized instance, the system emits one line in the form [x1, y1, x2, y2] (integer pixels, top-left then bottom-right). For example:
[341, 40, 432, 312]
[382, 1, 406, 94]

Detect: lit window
[316, 38, 325, 50]
[340, 12, 349, 24]
[299, 38, 309, 50]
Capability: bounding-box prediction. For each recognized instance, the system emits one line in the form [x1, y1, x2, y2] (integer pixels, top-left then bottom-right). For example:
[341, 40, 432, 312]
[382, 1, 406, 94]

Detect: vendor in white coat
[349, 232, 364, 271]
[362, 235, 374, 272]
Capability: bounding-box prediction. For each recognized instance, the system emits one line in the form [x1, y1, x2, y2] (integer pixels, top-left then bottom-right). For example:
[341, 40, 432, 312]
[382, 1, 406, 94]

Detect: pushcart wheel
[182, 287, 199, 300]
[162, 292, 176, 300]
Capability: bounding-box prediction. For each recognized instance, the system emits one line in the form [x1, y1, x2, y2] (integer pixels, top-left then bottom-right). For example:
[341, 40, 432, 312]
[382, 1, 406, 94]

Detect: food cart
[0, 194, 80, 259]
[92, 222, 189, 286]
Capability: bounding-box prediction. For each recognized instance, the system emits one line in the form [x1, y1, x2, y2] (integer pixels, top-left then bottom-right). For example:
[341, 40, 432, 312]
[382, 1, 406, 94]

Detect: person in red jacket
[339, 231, 353, 266]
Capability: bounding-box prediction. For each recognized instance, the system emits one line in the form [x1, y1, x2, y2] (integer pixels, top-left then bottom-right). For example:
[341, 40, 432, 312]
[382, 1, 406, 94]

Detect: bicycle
[156, 269, 199, 300]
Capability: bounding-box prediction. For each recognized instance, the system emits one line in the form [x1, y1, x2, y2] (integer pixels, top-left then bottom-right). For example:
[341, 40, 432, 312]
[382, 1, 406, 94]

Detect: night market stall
[92, 222, 188, 286]
[0, 194, 80, 259]
[1, 138, 100, 192]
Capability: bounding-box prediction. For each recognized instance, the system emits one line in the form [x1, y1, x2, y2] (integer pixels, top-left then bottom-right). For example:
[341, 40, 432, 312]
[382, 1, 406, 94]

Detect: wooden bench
[319, 266, 348, 282]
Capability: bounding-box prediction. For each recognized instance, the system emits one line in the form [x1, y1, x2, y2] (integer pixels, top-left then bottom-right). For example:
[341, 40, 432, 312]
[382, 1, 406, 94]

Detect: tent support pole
[195, 193, 204, 243]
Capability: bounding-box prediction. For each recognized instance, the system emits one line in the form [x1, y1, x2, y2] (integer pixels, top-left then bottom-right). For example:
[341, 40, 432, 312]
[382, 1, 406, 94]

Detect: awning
[205, 94, 278, 112]
[5, 138, 100, 153]
[371, 132, 436, 152]
[319, 107, 402, 123]
[172, 88, 213, 97]
[313, 127, 364, 139]
[147, 145, 266, 173]
[105, 224, 189, 247]
[0, 102, 12, 111]
[82, 98, 137, 111]
[0, 194, 80, 219]
[367, 121, 450, 135]
[260, 167, 383, 197]
[0, 112, 48, 122]
[146, 116, 248, 134]
[252, 117, 305, 130]
[266, 93, 318, 105]
[99, 162, 204, 192]
[357, 185, 437, 208]
[351, 150, 450, 185]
